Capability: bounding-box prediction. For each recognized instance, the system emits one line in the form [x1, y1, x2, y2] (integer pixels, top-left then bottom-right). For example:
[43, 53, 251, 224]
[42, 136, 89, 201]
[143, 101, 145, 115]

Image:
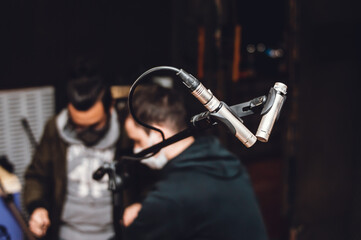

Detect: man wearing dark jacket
[122, 84, 268, 240]
[23, 62, 130, 240]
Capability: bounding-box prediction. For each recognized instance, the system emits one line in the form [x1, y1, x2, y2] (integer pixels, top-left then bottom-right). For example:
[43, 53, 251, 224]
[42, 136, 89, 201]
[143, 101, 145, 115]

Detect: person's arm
[124, 194, 185, 240]
[23, 119, 55, 236]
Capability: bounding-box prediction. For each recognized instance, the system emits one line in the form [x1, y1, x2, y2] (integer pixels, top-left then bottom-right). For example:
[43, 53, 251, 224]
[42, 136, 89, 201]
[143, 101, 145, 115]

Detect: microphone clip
[190, 96, 267, 134]
[93, 162, 124, 192]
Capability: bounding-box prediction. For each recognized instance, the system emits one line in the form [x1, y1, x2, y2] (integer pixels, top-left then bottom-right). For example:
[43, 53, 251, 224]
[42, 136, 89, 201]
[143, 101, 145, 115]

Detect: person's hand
[122, 203, 142, 227]
[29, 207, 51, 237]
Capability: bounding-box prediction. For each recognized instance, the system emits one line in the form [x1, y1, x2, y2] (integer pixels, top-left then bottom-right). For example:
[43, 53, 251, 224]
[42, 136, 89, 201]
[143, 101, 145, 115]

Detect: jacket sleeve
[124, 193, 185, 240]
[23, 118, 58, 214]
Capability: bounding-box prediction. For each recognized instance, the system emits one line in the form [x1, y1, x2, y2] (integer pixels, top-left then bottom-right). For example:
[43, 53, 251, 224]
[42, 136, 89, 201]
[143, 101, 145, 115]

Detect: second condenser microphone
[256, 82, 287, 142]
[177, 69, 257, 148]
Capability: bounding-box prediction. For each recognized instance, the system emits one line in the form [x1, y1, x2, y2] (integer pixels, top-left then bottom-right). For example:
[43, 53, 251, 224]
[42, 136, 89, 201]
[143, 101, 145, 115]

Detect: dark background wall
[1, 0, 360, 240]
[0, 1, 174, 111]
[291, 0, 361, 239]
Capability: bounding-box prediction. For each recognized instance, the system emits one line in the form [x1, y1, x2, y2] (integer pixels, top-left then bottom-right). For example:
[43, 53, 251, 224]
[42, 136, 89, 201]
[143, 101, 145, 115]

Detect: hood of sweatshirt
[55, 108, 120, 149]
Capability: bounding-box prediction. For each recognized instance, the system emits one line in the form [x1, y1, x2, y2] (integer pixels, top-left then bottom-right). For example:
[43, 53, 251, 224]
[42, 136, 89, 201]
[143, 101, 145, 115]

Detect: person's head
[125, 84, 194, 163]
[65, 61, 113, 146]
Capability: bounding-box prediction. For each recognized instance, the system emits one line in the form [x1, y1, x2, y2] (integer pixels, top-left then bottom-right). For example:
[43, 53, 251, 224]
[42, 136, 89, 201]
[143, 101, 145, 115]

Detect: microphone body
[256, 82, 287, 142]
[177, 70, 257, 148]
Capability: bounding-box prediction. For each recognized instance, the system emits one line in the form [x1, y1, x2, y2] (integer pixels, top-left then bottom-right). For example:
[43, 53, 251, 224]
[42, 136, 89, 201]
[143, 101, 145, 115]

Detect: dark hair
[132, 84, 187, 132]
[66, 59, 112, 112]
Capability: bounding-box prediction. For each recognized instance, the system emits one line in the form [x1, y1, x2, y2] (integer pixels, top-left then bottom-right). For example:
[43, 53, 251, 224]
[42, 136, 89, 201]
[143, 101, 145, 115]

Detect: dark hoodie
[125, 136, 268, 240]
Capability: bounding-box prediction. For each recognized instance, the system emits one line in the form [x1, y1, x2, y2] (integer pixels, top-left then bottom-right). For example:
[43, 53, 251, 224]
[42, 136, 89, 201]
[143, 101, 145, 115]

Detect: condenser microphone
[177, 69, 257, 148]
[256, 82, 287, 142]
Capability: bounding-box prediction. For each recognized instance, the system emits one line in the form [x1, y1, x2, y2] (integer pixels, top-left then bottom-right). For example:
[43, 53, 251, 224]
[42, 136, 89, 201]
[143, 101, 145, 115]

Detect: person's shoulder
[46, 114, 58, 125]
[39, 113, 63, 140]
[45, 114, 59, 131]
[152, 170, 204, 200]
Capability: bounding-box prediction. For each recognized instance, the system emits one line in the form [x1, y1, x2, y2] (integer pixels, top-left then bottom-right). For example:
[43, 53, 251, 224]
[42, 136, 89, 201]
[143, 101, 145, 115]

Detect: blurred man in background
[122, 84, 268, 240]
[23, 60, 130, 240]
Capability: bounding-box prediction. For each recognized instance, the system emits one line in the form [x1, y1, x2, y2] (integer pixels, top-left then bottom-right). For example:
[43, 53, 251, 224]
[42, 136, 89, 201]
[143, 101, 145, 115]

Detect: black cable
[127, 66, 180, 143]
